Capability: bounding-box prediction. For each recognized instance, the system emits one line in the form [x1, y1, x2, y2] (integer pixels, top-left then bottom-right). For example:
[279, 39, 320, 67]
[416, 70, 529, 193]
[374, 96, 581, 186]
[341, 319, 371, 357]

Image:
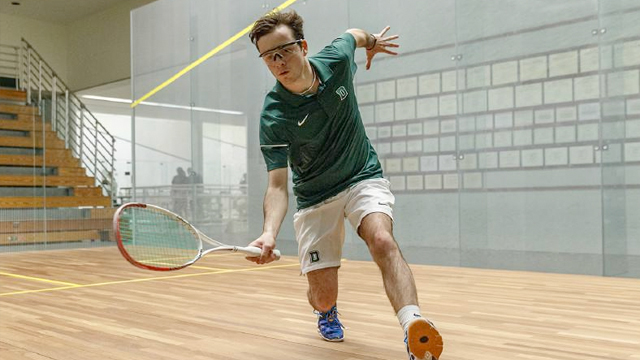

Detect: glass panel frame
[598, 1, 640, 277]
[454, 0, 605, 274]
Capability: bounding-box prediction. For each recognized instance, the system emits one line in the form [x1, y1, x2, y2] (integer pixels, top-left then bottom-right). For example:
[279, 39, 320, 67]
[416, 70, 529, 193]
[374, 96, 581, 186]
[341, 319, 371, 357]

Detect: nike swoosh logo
[298, 114, 309, 126]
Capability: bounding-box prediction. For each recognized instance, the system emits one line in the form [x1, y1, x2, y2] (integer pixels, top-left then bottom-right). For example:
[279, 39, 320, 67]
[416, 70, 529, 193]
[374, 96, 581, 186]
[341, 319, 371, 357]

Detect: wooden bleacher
[0, 87, 114, 246]
[0, 209, 113, 245]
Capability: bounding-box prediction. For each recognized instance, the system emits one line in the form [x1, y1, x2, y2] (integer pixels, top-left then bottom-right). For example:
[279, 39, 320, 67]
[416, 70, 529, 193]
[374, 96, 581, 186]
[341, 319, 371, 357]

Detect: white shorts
[293, 178, 395, 274]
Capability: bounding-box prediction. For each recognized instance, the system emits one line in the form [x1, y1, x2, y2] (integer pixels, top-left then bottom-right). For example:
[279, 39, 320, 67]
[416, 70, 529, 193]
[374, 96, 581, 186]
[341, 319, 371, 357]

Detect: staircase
[0, 88, 110, 208]
[0, 40, 116, 247]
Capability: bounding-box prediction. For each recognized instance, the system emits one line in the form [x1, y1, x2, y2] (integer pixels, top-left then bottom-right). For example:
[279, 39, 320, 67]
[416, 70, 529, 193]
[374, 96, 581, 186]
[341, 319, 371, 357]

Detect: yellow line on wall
[0, 262, 299, 297]
[131, 0, 300, 108]
[0, 272, 80, 286]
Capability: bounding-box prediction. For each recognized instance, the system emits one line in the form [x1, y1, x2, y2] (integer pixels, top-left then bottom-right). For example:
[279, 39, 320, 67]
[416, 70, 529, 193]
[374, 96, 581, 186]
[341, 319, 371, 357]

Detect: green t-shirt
[259, 33, 383, 209]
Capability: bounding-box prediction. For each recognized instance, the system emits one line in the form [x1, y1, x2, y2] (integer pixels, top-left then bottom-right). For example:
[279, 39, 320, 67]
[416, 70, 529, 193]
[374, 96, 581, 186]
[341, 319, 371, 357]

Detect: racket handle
[242, 246, 281, 261]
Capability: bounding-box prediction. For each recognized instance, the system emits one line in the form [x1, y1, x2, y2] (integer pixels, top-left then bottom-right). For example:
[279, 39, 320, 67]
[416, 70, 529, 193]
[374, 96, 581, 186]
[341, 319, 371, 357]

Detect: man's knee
[368, 230, 399, 259]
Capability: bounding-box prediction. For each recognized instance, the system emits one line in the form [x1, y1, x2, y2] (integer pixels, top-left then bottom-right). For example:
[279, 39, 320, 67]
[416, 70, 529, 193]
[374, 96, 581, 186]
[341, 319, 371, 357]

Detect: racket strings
[119, 207, 201, 269]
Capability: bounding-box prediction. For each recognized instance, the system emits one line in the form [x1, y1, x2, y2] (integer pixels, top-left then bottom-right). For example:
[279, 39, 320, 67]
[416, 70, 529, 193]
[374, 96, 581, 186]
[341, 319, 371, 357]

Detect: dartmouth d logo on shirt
[309, 250, 320, 263]
[336, 86, 348, 101]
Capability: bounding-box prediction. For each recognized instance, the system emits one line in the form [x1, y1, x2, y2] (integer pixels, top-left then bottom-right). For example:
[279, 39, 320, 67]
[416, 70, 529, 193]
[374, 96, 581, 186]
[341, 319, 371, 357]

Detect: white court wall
[0, 13, 68, 81]
[66, 0, 155, 91]
[1, 0, 156, 91]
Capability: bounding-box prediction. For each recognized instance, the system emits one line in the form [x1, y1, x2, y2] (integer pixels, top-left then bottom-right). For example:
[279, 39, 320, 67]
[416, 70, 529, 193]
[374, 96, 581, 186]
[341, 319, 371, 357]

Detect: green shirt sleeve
[315, 33, 358, 77]
[259, 115, 289, 171]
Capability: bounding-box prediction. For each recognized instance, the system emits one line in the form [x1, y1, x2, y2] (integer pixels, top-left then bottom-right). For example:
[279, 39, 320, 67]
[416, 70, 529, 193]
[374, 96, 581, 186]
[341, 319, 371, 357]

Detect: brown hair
[249, 10, 305, 46]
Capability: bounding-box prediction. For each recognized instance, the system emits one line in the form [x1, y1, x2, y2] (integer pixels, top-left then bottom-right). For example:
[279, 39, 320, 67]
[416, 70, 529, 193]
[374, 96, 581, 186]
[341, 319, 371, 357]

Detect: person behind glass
[187, 167, 204, 216]
[101, 171, 118, 205]
[234, 173, 248, 217]
[245, 10, 443, 360]
[171, 167, 189, 216]
[187, 167, 203, 185]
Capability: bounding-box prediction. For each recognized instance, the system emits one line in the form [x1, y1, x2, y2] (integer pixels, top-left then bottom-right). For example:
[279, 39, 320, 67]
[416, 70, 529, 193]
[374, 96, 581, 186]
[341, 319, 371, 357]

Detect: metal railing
[118, 184, 248, 227]
[1, 39, 116, 204]
[0, 44, 19, 88]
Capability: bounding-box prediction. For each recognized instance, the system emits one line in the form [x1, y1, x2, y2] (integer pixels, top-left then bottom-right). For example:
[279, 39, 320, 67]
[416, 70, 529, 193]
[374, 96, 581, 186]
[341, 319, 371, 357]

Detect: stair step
[0, 196, 111, 209]
[0, 103, 38, 116]
[43, 149, 75, 159]
[16, 113, 41, 121]
[0, 207, 112, 220]
[0, 175, 94, 187]
[0, 154, 79, 167]
[0, 88, 27, 103]
[0, 230, 102, 245]
[89, 208, 117, 219]
[0, 186, 102, 197]
[0, 165, 55, 176]
[57, 167, 86, 176]
[0, 129, 28, 137]
[0, 187, 71, 197]
[73, 187, 103, 197]
[0, 165, 85, 177]
[0, 218, 111, 233]
[0, 113, 17, 120]
[0, 119, 51, 131]
[0, 134, 66, 149]
[0, 147, 40, 155]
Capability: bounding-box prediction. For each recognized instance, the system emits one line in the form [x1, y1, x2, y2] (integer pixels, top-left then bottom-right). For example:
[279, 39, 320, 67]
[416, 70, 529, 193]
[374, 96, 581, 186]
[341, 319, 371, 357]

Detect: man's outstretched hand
[366, 26, 399, 70]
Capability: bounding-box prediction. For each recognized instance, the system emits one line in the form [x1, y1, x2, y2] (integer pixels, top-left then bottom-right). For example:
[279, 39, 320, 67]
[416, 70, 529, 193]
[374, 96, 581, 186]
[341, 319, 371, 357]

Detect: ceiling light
[81, 95, 244, 116]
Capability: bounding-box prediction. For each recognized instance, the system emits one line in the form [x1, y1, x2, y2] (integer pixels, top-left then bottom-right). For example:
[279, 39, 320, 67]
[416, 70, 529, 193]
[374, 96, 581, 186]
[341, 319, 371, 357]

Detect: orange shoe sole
[407, 318, 444, 360]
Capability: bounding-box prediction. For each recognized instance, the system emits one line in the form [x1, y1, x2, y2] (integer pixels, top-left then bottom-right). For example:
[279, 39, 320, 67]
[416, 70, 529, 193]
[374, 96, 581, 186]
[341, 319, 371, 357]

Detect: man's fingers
[382, 43, 400, 48]
[245, 256, 260, 263]
[379, 26, 391, 37]
[382, 49, 399, 56]
[366, 56, 372, 70]
[383, 34, 399, 41]
[259, 246, 273, 264]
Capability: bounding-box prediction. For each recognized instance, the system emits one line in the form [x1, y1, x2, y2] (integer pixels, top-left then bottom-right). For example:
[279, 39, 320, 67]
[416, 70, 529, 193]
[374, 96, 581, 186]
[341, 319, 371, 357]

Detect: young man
[246, 10, 444, 360]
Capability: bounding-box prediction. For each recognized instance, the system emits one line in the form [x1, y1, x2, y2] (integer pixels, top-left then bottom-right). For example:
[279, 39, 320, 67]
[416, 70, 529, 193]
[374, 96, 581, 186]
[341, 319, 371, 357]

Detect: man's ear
[301, 39, 308, 55]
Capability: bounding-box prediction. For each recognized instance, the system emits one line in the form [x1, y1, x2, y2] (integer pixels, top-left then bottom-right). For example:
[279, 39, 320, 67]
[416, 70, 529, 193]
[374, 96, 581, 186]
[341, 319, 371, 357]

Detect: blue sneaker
[404, 318, 443, 360]
[315, 305, 344, 342]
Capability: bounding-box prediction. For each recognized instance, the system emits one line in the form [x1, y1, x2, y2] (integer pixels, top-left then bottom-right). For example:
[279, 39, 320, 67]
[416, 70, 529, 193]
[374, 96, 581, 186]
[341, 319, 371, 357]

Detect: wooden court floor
[1, 247, 639, 360]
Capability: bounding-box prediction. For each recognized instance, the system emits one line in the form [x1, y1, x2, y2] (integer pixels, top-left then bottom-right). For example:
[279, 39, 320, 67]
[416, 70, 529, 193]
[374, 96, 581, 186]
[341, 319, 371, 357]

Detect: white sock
[397, 305, 422, 333]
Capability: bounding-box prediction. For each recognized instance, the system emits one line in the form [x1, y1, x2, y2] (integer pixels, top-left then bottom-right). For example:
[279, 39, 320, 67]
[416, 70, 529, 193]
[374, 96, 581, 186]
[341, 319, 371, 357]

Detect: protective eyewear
[259, 39, 303, 63]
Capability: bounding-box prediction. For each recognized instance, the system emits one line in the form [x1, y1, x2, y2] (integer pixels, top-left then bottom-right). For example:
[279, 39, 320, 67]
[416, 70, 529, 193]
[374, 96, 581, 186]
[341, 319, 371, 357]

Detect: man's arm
[247, 167, 289, 264]
[346, 26, 399, 70]
[262, 167, 289, 240]
[345, 28, 377, 49]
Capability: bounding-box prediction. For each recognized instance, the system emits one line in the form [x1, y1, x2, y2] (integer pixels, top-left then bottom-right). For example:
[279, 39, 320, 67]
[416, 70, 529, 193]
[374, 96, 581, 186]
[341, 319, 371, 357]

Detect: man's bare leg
[307, 267, 344, 342]
[358, 212, 443, 359]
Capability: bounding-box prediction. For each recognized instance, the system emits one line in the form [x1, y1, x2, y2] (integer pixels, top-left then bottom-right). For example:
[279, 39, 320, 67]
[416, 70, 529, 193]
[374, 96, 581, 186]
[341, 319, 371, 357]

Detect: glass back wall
[131, 0, 640, 277]
[0, 39, 114, 253]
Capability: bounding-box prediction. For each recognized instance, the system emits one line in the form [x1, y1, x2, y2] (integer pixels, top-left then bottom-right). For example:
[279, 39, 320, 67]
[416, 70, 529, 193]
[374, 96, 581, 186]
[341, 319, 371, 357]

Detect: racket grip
[243, 246, 281, 261]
